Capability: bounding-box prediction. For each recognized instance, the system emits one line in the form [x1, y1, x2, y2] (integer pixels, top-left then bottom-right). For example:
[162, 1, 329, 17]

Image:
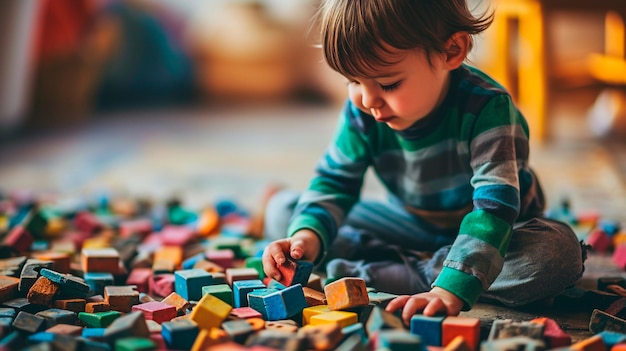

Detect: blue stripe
[473, 184, 519, 212]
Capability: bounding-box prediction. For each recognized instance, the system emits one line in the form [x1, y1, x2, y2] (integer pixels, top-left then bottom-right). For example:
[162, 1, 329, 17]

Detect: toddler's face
[346, 48, 451, 131]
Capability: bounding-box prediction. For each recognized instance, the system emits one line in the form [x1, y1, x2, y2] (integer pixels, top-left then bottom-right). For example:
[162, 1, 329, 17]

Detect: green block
[168, 206, 197, 225]
[115, 337, 157, 351]
[25, 207, 60, 238]
[201, 284, 233, 306]
[244, 257, 265, 279]
[78, 311, 122, 328]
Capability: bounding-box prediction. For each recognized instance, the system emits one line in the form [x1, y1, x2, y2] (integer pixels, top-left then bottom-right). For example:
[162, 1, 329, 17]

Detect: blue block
[599, 330, 626, 348]
[83, 272, 114, 296]
[182, 253, 205, 270]
[248, 288, 282, 320]
[410, 314, 445, 346]
[280, 284, 307, 318]
[162, 319, 199, 350]
[378, 329, 424, 351]
[28, 332, 56, 343]
[82, 327, 107, 338]
[39, 268, 89, 296]
[342, 322, 368, 343]
[174, 269, 213, 301]
[266, 279, 286, 290]
[233, 279, 266, 308]
[289, 260, 314, 286]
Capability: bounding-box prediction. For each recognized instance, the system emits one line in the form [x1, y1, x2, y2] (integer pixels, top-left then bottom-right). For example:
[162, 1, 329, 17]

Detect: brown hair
[318, 0, 493, 78]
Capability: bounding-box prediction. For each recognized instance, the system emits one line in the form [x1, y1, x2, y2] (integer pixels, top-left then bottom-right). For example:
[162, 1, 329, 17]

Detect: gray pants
[265, 190, 586, 307]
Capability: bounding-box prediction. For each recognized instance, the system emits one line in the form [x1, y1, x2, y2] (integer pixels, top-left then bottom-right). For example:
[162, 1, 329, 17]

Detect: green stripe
[433, 267, 483, 310]
[459, 210, 512, 255]
[471, 95, 528, 137]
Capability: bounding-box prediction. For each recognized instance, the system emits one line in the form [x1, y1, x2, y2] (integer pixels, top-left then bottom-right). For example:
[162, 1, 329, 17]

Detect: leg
[481, 217, 585, 307]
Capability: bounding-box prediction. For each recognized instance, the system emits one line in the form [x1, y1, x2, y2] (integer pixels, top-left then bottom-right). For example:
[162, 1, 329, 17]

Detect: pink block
[149, 273, 175, 298]
[587, 229, 612, 253]
[127, 268, 153, 293]
[119, 218, 154, 238]
[73, 211, 102, 234]
[132, 301, 177, 323]
[161, 225, 196, 246]
[230, 307, 263, 319]
[541, 318, 571, 348]
[613, 244, 626, 270]
[206, 249, 235, 269]
[3, 225, 33, 252]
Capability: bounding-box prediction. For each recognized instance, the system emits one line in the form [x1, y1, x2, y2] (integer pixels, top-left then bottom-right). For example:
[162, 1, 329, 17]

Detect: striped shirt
[287, 64, 545, 308]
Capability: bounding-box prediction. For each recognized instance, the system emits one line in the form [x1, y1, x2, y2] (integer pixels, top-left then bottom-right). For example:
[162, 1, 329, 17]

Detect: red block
[127, 268, 153, 294]
[442, 316, 480, 351]
[530, 317, 571, 348]
[587, 229, 612, 253]
[73, 211, 102, 234]
[132, 301, 177, 323]
[3, 226, 33, 252]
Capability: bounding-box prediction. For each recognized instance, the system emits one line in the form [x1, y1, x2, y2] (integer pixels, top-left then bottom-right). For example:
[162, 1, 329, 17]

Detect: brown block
[324, 277, 369, 310]
[85, 302, 111, 313]
[0, 275, 20, 303]
[104, 285, 140, 313]
[81, 248, 120, 274]
[298, 323, 343, 350]
[53, 299, 86, 313]
[46, 323, 83, 336]
[303, 286, 327, 306]
[32, 251, 71, 274]
[27, 276, 59, 306]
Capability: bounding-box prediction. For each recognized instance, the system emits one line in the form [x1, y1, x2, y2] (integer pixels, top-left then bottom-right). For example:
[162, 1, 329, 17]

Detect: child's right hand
[262, 229, 321, 282]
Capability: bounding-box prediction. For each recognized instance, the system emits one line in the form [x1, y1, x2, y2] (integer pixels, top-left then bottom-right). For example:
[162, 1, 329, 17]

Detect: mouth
[375, 116, 396, 123]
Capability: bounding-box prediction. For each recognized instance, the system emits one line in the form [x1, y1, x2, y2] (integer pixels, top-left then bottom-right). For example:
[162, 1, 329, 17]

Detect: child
[261, 0, 585, 323]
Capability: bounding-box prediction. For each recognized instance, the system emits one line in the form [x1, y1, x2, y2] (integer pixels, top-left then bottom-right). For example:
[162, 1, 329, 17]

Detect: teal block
[233, 279, 266, 308]
[410, 314, 445, 346]
[201, 284, 233, 306]
[83, 272, 115, 296]
[174, 269, 213, 301]
[377, 329, 424, 351]
[248, 288, 282, 320]
[162, 319, 199, 350]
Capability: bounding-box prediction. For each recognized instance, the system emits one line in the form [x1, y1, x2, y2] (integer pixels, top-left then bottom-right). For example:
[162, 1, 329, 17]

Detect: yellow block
[302, 305, 331, 326]
[82, 237, 111, 249]
[154, 246, 184, 267]
[309, 310, 358, 329]
[191, 293, 232, 330]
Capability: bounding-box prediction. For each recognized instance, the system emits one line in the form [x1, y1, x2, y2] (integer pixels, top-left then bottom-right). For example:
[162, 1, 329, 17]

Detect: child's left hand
[385, 287, 465, 325]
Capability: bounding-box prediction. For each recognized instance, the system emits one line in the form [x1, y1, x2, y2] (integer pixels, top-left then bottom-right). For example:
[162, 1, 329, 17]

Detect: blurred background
[0, 0, 625, 221]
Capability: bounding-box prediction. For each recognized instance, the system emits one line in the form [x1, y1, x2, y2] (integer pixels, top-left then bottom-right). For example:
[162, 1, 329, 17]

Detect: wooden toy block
[161, 292, 190, 316]
[194, 259, 226, 273]
[202, 283, 234, 306]
[103, 311, 150, 341]
[245, 317, 266, 332]
[149, 273, 175, 298]
[590, 308, 626, 334]
[279, 284, 308, 318]
[206, 249, 236, 269]
[530, 317, 571, 348]
[613, 244, 626, 270]
[266, 278, 287, 290]
[377, 328, 424, 350]
[0, 331, 22, 351]
[161, 225, 196, 246]
[599, 219, 621, 236]
[307, 273, 323, 292]
[276, 257, 313, 287]
[410, 314, 445, 346]
[303, 305, 332, 325]
[346, 303, 375, 327]
[310, 310, 359, 329]
[0, 275, 19, 304]
[226, 267, 260, 285]
[248, 288, 282, 320]
[342, 322, 368, 344]
[83, 272, 114, 296]
[73, 210, 103, 233]
[365, 305, 404, 336]
[190, 292, 232, 330]
[81, 248, 120, 274]
[335, 333, 369, 351]
[298, 323, 344, 350]
[191, 327, 229, 351]
[174, 268, 213, 301]
[85, 302, 111, 313]
[25, 206, 64, 239]
[78, 310, 122, 328]
[153, 245, 184, 272]
[82, 327, 107, 339]
[587, 229, 613, 253]
[443, 335, 472, 351]
[35, 308, 77, 328]
[45, 323, 83, 335]
[233, 279, 267, 308]
[197, 206, 220, 237]
[12, 311, 46, 334]
[53, 299, 86, 313]
[488, 319, 544, 340]
[230, 306, 264, 319]
[205, 341, 249, 351]
[3, 297, 48, 314]
[104, 285, 140, 313]
[132, 301, 177, 324]
[223, 318, 255, 343]
[481, 336, 545, 351]
[114, 336, 157, 351]
[19, 259, 54, 294]
[598, 330, 626, 348]
[324, 277, 369, 311]
[27, 276, 60, 306]
[265, 319, 300, 333]
[569, 334, 606, 351]
[245, 256, 265, 279]
[245, 329, 305, 351]
[183, 253, 205, 270]
[442, 316, 480, 351]
[161, 319, 200, 350]
[211, 272, 227, 285]
[31, 251, 71, 274]
[82, 235, 112, 249]
[145, 319, 162, 334]
[0, 256, 27, 278]
[303, 286, 327, 306]
[39, 268, 89, 299]
[614, 233, 626, 248]
[3, 225, 34, 252]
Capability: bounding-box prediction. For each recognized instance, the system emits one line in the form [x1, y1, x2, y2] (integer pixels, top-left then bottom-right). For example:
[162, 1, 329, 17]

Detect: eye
[380, 81, 401, 92]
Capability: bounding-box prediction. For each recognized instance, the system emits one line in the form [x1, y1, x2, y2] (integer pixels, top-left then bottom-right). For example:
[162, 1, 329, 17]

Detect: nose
[361, 88, 384, 110]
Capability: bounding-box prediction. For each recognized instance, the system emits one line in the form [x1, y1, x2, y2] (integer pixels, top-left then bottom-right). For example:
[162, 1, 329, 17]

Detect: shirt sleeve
[286, 102, 371, 263]
[433, 94, 530, 309]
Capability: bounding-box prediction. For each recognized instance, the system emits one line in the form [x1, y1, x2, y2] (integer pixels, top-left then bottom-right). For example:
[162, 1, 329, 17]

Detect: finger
[385, 295, 411, 313]
[262, 242, 288, 280]
[422, 298, 446, 317]
[402, 296, 429, 325]
[289, 238, 306, 260]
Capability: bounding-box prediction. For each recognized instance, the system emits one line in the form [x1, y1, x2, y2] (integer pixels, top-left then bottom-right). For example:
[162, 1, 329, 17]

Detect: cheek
[348, 87, 364, 109]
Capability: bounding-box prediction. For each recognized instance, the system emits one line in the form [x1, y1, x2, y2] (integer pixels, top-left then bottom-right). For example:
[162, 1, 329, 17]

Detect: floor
[1, 88, 626, 342]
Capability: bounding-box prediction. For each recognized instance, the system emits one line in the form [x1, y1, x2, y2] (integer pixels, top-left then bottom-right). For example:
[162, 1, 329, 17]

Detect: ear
[443, 32, 470, 69]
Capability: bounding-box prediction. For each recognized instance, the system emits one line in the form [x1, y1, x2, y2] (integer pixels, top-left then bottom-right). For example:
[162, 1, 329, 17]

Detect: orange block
[442, 316, 480, 351]
[323, 277, 369, 311]
[32, 251, 71, 274]
[0, 275, 20, 303]
[191, 328, 229, 351]
[153, 246, 184, 268]
[570, 335, 605, 351]
[443, 336, 472, 351]
[81, 248, 120, 274]
[197, 207, 220, 237]
[298, 323, 343, 351]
